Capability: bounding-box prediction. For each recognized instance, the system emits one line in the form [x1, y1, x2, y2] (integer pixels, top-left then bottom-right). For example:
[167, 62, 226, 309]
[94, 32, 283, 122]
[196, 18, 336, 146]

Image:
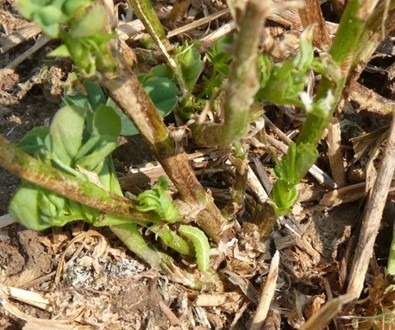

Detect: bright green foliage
[76, 80, 177, 137]
[271, 142, 317, 215]
[178, 225, 211, 272]
[206, 35, 233, 77]
[274, 142, 318, 186]
[135, 176, 179, 223]
[257, 27, 317, 106]
[202, 35, 233, 98]
[9, 97, 122, 230]
[17, 0, 115, 75]
[9, 79, 183, 229]
[150, 224, 194, 256]
[141, 77, 178, 116]
[174, 43, 204, 92]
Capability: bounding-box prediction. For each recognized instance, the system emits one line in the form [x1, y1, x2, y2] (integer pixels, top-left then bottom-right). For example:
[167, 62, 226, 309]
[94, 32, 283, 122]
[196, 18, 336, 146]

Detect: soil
[1, 0, 395, 329]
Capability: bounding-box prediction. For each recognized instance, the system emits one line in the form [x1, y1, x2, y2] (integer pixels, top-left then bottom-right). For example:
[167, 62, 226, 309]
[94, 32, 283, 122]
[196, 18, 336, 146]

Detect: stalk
[128, 0, 188, 94]
[192, 0, 267, 147]
[101, 50, 225, 242]
[297, 0, 380, 146]
[111, 223, 206, 289]
[271, 0, 384, 215]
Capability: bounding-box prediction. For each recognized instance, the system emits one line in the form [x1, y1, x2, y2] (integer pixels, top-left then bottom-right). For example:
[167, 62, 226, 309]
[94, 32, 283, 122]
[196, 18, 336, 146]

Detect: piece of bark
[347, 113, 395, 298]
[298, 0, 332, 49]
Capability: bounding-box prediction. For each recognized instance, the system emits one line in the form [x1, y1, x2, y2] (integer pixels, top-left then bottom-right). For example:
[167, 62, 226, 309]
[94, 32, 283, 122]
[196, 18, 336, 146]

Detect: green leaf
[256, 28, 316, 106]
[274, 142, 317, 186]
[270, 182, 298, 216]
[143, 77, 178, 116]
[151, 224, 194, 256]
[63, 93, 91, 110]
[84, 81, 107, 109]
[32, 6, 65, 37]
[96, 158, 123, 194]
[206, 34, 233, 76]
[9, 184, 42, 230]
[49, 44, 70, 58]
[9, 183, 82, 230]
[17, 127, 49, 156]
[62, 0, 88, 16]
[175, 43, 204, 92]
[49, 106, 86, 166]
[76, 135, 118, 170]
[106, 98, 138, 136]
[178, 225, 210, 272]
[72, 5, 106, 38]
[148, 64, 174, 80]
[93, 104, 121, 136]
[135, 176, 179, 223]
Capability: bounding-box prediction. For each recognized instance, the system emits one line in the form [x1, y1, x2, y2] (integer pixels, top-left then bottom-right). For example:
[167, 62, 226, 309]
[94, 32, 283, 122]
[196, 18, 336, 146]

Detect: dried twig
[349, 80, 395, 115]
[300, 294, 355, 330]
[4, 34, 50, 70]
[250, 250, 280, 330]
[327, 118, 346, 187]
[298, 0, 332, 48]
[0, 22, 41, 54]
[347, 112, 395, 298]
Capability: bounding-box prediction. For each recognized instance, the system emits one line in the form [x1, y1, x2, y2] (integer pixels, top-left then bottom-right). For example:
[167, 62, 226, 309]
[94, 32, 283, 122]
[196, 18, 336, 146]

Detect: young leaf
[49, 106, 86, 166]
[175, 43, 204, 92]
[17, 127, 49, 157]
[71, 5, 106, 38]
[151, 224, 194, 256]
[178, 225, 210, 272]
[135, 176, 179, 223]
[84, 81, 107, 110]
[93, 104, 121, 136]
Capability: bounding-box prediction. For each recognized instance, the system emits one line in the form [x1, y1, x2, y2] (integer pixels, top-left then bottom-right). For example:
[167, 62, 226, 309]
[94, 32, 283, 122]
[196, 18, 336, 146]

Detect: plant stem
[297, 0, 380, 146]
[128, 0, 188, 94]
[0, 134, 159, 224]
[101, 51, 226, 242]
[111, 223, 204, 289]
[271, 0, 384, 215]
[192, 0, 268, 147]
[223, 142, 248, 216]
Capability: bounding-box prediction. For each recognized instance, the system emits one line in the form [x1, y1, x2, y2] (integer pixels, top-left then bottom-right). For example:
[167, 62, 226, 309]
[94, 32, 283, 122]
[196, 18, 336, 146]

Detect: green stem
[111, 223, 203, 289]
[111, 223, 164, 268]
[297, 0, 380, 146]
[0, 134, 159, 224]
[128, 0, 188, 94]
[192, 0, 266, 147]
[271, 0, 384, 215]
[223, 142, 248, 216]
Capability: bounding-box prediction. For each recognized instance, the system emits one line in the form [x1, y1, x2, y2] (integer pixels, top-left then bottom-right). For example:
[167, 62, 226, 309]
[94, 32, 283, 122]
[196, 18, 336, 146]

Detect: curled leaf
[178, 225, 210, 272]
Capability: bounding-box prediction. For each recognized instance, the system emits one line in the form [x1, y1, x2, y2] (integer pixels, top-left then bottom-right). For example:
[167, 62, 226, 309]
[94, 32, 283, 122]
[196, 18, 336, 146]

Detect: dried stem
[347, 113, 395, 298]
